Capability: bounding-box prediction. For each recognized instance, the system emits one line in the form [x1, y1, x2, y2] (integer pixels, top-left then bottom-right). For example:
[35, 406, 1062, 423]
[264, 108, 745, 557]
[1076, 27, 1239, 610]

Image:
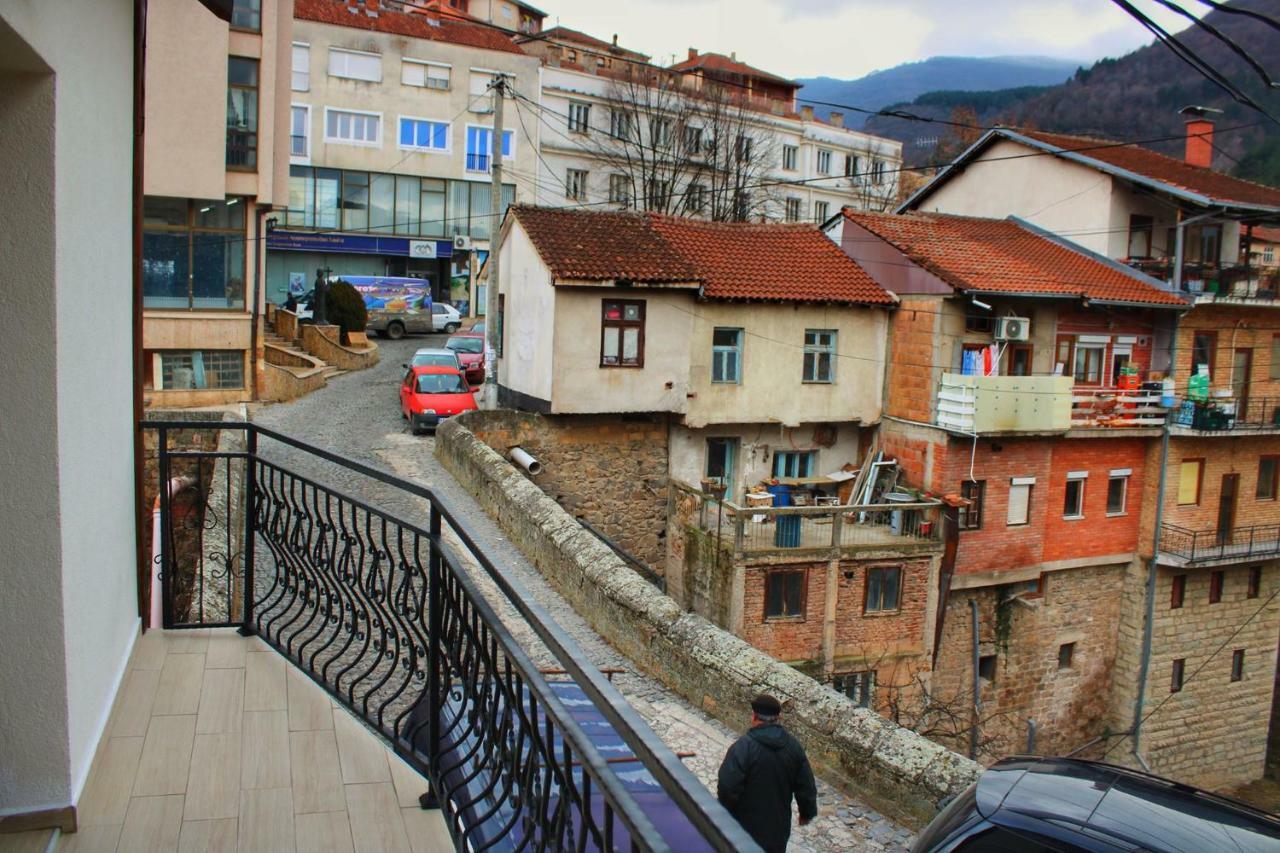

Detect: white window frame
[1063, 471, 1088, 520]
[785, 197, 803, 223]
[609, 108, 632, 140]
[1008, 477, 1035, 526]
[802, 329, 836, 383]
[782, 144, 798, 171]
[402, 58, 451, 90]
[814, 200, 829, 223]
[327, 47, 382, 83]
[291, 42, 310, 93]
[290, 102, 311, 163]
[1107, 469, 1131, 516]
[568, 100, 591, 134]
[323, 106, 383, 148]
[608, 173, 631, 206]
[566, 168, 588, 201]
[396, 114, 452, 155]
[817, 149, 832, 174]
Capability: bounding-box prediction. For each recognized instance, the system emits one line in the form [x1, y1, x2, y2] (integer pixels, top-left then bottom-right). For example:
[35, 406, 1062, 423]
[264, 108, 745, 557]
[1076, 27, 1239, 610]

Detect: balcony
[1171, 396, 1280, 434]
[1125, 258, 1280, 306]
[1071, 384, 1169, 429]
[1160, 523, 1280, 567]
[936, 373, 1073, 434]
[139, 421, 752, 851]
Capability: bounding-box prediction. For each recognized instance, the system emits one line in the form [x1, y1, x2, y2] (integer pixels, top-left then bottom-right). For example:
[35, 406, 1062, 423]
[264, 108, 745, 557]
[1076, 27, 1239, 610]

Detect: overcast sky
[534, 0, 1205, 80]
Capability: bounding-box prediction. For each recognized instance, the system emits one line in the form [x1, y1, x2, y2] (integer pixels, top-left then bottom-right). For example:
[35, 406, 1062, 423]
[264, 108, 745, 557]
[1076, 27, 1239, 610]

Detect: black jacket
[717, 723, 818, 852]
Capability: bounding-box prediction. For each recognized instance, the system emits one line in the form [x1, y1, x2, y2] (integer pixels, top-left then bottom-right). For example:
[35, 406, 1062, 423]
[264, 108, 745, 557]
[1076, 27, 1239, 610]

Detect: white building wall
[496, 222, 557, 403]
[0, 0, 137, 815]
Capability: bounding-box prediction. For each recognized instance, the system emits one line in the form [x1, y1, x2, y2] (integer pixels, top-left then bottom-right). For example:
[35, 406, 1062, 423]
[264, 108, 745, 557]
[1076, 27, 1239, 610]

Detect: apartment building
[272, 0, 539, 314]
[515, 31, 903, 222]
[894, 118, 1280, 787]
[142, 0, 292, 406]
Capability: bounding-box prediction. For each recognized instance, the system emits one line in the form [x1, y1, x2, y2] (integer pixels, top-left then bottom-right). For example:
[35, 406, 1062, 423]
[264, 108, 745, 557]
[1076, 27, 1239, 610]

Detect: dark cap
[751, 694, 782, 718]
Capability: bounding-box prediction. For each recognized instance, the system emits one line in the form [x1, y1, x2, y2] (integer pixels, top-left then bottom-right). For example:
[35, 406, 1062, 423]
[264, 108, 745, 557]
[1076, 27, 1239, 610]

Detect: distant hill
[863, 0, 1280, 185]
[796, 56, 1080, 128]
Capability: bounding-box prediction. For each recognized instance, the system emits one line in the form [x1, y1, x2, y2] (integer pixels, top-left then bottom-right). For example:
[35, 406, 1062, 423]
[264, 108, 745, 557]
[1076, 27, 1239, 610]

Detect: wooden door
[1217, 473, 1240, 544]
[1234, 348, 1253, 418]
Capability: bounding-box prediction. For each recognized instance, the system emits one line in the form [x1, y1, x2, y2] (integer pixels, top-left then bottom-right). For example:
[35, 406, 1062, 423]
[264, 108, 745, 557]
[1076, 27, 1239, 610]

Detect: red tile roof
[294, 0, 526, 55]
[533, 26, 650, 60]
[1250, 225, 1280, 244]
[509, 206, 894, 305]
[844, 209, 1186, 307]
[1016, 129, 1280, 210]
[667, 52, 796, 88]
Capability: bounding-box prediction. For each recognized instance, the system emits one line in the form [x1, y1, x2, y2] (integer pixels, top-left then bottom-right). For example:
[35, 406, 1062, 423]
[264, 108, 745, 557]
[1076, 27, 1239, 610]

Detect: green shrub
[326, 279, 367, 344]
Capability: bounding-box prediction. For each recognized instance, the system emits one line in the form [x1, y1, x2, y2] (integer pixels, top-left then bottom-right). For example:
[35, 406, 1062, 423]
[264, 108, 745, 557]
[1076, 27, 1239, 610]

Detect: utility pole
[483, 73, 506, 409]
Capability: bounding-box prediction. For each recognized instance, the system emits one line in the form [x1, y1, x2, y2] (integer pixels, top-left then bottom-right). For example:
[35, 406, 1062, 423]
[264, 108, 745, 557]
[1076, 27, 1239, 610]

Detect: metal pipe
[969, 598, 981, 760]
[509, 446, 542, 476]
[1026, 718, 1038, 754]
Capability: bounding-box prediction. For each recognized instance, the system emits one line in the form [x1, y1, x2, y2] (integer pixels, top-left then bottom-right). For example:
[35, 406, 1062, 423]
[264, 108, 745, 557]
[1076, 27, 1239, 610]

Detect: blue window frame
[773, 451, 816, 479]
[465, 126, 514, 172]
[712, 328, 742, 383]
[399, 117, 449, 151]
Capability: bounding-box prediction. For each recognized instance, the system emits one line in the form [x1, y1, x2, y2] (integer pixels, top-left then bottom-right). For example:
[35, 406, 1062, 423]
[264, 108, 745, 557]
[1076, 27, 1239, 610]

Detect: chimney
[730, 51, 737, 61]
[801, 105, 814, 121]
[688, 47, 698, 61]
[1180, 105, 1221, 169]
[829, 110, 844, 128]
[612, 33, 618, 47]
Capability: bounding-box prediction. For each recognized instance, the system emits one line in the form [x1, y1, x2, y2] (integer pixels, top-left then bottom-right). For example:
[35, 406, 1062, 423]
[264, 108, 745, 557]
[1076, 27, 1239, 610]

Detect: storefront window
[370, 174, 395, 233]
[421, 179, 446, 237]
[315, 168, 340, 230]
[341, 172, 369, 232]
[143, 197, 246, 310]
[396, 176, 420, 234]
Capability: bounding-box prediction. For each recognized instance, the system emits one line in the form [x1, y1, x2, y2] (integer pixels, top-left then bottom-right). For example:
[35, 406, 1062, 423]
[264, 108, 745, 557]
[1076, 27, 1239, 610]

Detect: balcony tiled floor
[49, 628, 451, 853]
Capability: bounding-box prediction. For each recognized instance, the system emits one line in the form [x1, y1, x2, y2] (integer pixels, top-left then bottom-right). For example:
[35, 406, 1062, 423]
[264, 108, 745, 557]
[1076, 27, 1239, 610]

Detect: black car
[912, 757, 1280, 852]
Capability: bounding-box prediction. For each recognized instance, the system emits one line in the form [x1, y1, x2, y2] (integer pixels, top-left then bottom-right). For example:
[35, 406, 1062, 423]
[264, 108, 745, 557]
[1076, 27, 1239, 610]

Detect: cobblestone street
[249, 334, 915, 851]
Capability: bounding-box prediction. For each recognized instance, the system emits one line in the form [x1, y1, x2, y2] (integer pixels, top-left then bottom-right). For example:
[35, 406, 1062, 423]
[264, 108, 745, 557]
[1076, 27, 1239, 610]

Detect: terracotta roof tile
[667, 52, 796, 88]
[844, 209, 1186, 307]
[509, 206, 894, 304]
[1017, 129, 1280, 210]
[294, 0, 526, 55]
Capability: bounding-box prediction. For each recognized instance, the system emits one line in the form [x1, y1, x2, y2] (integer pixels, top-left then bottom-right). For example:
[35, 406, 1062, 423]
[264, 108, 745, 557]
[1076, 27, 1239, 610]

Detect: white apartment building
[518, 35, 904, 223]
[271, 0, 541, 313]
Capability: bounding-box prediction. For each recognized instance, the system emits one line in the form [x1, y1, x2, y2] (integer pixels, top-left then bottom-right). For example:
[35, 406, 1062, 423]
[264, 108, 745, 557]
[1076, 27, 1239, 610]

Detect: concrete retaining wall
[300, 324, 380, 372]
[437, 414, 981, 828]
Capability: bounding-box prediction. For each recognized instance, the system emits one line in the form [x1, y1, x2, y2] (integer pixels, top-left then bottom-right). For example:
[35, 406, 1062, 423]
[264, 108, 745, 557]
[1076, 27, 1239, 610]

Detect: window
[1232, 649, 1246, 682]
[684, 183, 706, 215]
[398, 117, 449, 152]
[782, 145, 798, 171]
[1063, 472, 1086, 519]
[1007, 478, 1034, 526]
[1171, 658, 1185, 693]
[1248, 566, 1262, 599]
[817, 149, 831, 173]
[712, 328, 742, 383]
[291, 43, 310, 92]
[844, 154, 857, 177]
[785, 197, 803, 223]
[734, 134, 752, 162]
[1171, 574, 1186, 609]
[733, 191, 752, 220]
[568, 101, 591, 133]
[464, 126, 513, 172]
[402, 59, 450, 90]
[1178, 459, 1204, 506]
[765, 569, 806, 618]
[1107, 470, 1129, 515]
[1128, 214, 1153, 258]
[833, 671, 874, 708]
[1258, 457, 1278, 500]
[608, 174, 631, 206]
[1073, 344, 1104, 385]
[226, 58, 259, 169]
[1191, 331, 1216, 380]
[328, 48, 382, 82]
[705, 437, 737, 491]
[650, 117, 673, 148]
[231, 0, 260, 30]
[872, 160, 887, 183]
[153, 350, 245, 390]
[1058, 643, 1075, 670]
[1209, 570, 1224, 604]
[609, 108, 632, 140]
[682, 124, 703, 154]
[645, 179, 670, 211]
[565, 169, 588, 201]
[325, 108, 380, 147]
[803, 329, 836, 383]
[959, 480, 984, 530]
[600, 300, 644, 367]
[1008, 344, 1033, 377]
[773, 451, 816, 479]
[967, 314, 994, 334]
[143, 197, 246, 310]
[865, 566, 902, 613]
[1006, 576, 1043, 599]
[814, 201, 829, 223]
[290, 105, 309, 159]
[978, 655, 997, 683]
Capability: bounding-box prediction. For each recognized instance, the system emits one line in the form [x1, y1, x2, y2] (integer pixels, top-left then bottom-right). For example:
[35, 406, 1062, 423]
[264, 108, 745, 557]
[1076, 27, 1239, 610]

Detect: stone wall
[436, 415, 981, 827]
[459, 409, 670, 570]
[300, 324, 380, 372]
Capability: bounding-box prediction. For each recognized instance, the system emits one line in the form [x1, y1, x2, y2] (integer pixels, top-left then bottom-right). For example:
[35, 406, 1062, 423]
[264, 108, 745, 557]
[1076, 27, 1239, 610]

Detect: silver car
[405, 348, 462, 371]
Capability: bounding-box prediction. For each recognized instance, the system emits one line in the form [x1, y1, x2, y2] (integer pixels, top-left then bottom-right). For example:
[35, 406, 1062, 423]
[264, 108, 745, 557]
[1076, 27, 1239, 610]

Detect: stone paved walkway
[250, 336, 914, 851]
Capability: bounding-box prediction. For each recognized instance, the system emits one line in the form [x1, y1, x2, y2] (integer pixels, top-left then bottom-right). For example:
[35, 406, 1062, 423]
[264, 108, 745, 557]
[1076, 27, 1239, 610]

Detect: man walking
[717, 694, 818, 852]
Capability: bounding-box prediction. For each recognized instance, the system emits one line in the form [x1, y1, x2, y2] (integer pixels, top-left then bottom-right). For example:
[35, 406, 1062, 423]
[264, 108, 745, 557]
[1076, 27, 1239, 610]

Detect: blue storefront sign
[267, 230, 452, 259]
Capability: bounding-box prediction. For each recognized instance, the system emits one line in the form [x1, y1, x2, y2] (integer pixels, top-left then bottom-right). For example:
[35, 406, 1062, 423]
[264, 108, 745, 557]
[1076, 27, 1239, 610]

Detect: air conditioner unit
[452, 235, 473, 251]
[995, 316, 1031, 341]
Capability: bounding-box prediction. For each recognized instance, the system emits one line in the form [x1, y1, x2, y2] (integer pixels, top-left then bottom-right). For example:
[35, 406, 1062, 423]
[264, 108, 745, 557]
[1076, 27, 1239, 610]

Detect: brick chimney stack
[688, 48, 698, 61]
[1180, 105, 1221, 169]
[801, 105, 815, 121]
[829, 111, 844, 128]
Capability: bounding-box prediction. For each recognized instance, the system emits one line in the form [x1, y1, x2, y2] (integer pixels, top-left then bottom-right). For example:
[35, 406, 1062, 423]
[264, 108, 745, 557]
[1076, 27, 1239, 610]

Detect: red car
[399, 365, 477, 434]
[446, 333, 486, 385]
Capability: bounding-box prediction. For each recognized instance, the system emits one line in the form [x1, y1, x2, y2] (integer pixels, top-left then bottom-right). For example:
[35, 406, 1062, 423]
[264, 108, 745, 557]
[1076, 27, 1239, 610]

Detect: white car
[431, 302, 462, 334]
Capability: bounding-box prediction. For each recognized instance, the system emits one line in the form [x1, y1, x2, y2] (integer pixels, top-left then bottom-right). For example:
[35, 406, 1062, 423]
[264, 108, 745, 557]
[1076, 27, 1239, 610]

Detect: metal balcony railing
[1173, 396, 1280, 432]
[1071, 385, 1169, 428]
[1160, 523, 1280, 565]
[147, 421, 754, 852]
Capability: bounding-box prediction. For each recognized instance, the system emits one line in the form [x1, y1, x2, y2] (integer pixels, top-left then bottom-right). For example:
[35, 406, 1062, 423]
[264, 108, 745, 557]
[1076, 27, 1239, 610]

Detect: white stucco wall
[497, 221, 556, 403]
[0, 0, 138, 815]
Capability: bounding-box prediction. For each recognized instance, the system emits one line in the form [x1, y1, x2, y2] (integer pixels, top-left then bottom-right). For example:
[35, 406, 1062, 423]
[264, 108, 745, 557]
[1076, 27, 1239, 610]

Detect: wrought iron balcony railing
[147, 420, 755, 852]
[1160, 523, 1280, 565]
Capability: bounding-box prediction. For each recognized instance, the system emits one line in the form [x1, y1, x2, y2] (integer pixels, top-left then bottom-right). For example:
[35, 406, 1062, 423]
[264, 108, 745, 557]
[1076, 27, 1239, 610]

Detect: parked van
[339, 276, 433, 340]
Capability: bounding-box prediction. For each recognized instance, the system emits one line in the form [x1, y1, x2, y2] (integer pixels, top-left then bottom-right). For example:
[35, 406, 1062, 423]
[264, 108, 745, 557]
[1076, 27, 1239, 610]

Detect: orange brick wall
[741, 561, 827, 667]
[886, 298, 942, 423]
[944, 438, 1054, 575]
[1174, 305, 1280, 403]
[1042, 439, 1148, 562]
[1163, 434, 1280, 532]
[834, 557, 932, 655]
